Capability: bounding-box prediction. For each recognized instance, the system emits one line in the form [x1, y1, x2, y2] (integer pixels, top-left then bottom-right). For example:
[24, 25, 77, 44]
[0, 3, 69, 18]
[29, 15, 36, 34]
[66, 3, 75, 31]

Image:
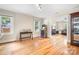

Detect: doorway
[50, 21, 68, 47]
[51, 21, 67, 36]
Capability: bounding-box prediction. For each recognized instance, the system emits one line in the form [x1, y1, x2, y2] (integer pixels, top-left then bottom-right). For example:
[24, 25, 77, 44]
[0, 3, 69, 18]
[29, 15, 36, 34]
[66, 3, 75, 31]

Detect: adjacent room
[0, 4, 79, 55]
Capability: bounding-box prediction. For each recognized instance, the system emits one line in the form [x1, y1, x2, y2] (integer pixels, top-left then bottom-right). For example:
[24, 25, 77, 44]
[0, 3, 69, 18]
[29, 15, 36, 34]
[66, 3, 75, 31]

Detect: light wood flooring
[0, 34, 79, 55]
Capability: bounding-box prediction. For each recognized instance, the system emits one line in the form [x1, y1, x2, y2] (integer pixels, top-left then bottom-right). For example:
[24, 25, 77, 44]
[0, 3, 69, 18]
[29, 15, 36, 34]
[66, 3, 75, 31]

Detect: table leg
[20, 33, 22, 41]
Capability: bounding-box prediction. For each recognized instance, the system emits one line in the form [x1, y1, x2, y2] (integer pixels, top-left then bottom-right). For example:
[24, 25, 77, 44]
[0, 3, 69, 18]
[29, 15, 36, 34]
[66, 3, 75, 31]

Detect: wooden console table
[20, 31, 33, 40]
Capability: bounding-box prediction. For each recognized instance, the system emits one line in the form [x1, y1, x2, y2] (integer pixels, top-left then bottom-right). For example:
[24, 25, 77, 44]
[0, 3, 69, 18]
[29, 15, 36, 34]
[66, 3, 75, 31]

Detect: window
[35, 20, 39, 31]
[0, 16, 14, 34]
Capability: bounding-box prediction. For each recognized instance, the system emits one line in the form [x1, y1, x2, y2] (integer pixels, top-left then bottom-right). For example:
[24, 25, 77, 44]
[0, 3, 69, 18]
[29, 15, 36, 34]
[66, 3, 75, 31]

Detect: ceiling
[0, 4, 79, 18]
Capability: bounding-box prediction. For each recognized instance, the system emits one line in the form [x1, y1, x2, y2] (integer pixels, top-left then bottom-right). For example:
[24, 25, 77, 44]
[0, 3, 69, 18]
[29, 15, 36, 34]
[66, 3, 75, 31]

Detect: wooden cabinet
[71, 12, 79, 46]
[41, 24, 47, 38]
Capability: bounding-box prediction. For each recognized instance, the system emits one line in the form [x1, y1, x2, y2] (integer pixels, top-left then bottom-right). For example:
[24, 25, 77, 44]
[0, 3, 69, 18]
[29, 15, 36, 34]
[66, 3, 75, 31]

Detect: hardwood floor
[0, 34, 79, 55]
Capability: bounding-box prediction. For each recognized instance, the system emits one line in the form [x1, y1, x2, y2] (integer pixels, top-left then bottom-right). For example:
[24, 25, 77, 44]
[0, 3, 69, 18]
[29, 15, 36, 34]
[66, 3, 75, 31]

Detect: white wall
[67, 15, 71, 43]
[0, 8, 43, 42]
[0, 17, 2, 39]
[14, 13, 34, 40]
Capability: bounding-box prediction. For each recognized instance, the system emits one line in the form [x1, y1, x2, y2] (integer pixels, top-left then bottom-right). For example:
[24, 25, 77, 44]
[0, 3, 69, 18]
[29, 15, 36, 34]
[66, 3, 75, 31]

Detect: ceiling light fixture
[36, 4, 42, 11]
